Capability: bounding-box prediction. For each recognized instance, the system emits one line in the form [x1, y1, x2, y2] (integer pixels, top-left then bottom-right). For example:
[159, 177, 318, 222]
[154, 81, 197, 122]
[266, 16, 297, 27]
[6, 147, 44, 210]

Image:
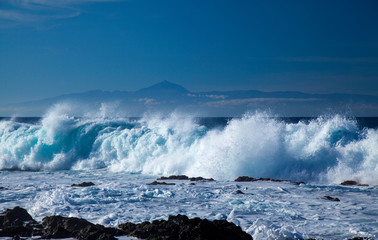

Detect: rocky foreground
[0, 206, 252, 240]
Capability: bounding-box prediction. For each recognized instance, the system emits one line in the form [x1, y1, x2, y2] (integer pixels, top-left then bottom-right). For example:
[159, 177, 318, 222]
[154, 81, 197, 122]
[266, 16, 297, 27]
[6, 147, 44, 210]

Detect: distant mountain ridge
[2, 81, 378, 116]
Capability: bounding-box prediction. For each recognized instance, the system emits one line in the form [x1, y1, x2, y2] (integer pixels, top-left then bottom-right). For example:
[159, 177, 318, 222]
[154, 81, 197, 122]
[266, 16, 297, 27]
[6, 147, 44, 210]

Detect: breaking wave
[1, 104, 377, 184]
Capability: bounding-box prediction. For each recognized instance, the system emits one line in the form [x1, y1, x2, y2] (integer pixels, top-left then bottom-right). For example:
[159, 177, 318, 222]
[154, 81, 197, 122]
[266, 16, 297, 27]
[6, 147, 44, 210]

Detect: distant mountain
[2, 81, 378, 116]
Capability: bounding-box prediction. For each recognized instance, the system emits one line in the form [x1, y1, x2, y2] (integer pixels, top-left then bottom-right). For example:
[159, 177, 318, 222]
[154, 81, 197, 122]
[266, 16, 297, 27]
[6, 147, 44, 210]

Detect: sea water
[0, 105, 377, 239]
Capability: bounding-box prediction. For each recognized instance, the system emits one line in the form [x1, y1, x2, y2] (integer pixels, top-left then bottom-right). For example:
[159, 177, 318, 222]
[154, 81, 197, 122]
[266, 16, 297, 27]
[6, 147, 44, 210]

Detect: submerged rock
[118, 214, 253, 240]
[71, 182, 95, 187]
[147, 181, 176, 186]
[234, 176, 304, 185]
[322, 196, 340, 202]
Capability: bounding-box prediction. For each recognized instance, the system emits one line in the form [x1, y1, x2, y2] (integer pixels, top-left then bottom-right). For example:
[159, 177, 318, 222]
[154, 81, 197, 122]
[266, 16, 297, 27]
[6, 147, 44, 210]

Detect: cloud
[204, 98, 322, 107]
[0, 0, 122, 27]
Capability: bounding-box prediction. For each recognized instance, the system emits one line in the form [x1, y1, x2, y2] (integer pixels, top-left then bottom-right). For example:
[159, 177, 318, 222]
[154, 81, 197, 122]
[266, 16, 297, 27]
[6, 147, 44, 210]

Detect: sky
[1, 0, 378, 105]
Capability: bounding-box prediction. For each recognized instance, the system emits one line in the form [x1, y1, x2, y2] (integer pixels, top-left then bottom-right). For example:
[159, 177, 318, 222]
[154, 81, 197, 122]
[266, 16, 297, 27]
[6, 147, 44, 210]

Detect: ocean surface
[1, 106, 377, 239]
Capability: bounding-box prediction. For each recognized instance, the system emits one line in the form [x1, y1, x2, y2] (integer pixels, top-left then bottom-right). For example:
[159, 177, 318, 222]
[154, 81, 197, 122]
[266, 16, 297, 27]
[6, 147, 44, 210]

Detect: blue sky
[1, 0, 378, 105]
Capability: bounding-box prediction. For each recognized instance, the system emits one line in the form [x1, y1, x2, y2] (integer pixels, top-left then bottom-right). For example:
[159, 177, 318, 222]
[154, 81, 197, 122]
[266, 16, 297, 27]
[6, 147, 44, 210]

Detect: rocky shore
[0, 206, 252, 240]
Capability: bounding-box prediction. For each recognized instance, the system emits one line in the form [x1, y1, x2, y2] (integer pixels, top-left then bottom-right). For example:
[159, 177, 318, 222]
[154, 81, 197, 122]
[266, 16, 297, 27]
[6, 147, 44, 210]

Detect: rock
[340, 180, 358, 186]
[357, 184, 369, 186]
[347, 238, 373, 240]
[234, 176, 305, 185]
[235, 190, 245, 194]
[235, 176, 257, 182]
[158, 175, 189, 180]
[0, 206, 41, 238]
[71, 182, 95, 187]
[0, 206, 37, 228]
[147, 181, 176, 186]
[322, 196, 340, 202]
[41, 215, 122, 240]
[118, 214, 252, 240]
[0, 186, 6, 190]
[157, 175, 215, 182]
[189, 177, 215, 182]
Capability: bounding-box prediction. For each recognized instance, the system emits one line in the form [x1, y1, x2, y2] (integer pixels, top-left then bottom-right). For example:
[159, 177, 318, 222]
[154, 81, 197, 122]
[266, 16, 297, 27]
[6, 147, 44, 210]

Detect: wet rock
[157, 175, 215, 182]
[357, 184, 369, 187]
[322, 196, 340, 202]
[158, 175, 189, 180]
[41, 215, 122, 240]
[71, 182, 95, 187]
[347, 238, 373, 240]
[235, 176, 257, 182]
[0, 206, 41, 238]
[147, 181, 176, 186]
[0, 186, 6, 190]
[234, 176, 304, 185]
[118, 214, 252, 240]
[0, 206, 37, 228]
[340, 180, 358, 186]
[235, 190, 245, 194]
[189, 177, 215, 182]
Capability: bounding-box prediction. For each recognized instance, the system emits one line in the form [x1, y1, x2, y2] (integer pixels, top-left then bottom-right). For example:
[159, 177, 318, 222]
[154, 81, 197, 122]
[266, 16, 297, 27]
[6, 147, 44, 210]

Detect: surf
[0, 103, 377, 185]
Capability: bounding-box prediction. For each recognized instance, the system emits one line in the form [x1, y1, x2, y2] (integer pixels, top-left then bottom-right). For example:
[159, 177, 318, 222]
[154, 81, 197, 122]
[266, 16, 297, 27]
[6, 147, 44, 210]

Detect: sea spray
[1, 104, 377, 185]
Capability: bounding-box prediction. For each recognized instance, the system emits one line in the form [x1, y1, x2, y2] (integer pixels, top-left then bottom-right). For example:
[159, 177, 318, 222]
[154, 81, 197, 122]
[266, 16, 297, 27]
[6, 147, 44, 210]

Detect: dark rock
[189, 177, 215, 182]
[0, 226, 33, 237]
[235, 176, 305, 185]
[119, 214, 252, 240]
[347, 237, 373, 240]
[0, 207, 41, 238]
[41, 215, 122, 240]
[357, 184, 369, 186]
[158, 175, 189, 180]
[0, 186, 6, 190]
[235, 190, 245, 194]
[71, 182, 95, 187]
[0, 206, 37, 228]
[235, 176, 257, 182]
[157, 175, 215, 182]
[322, 196, 340, 202]
[147, 181, 176, 186]
[189, 183, 195, 185]
[341, 180, 358, 186]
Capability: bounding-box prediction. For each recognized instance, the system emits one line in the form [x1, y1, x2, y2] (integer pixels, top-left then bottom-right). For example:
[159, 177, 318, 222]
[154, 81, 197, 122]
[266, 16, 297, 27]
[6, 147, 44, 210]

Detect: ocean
[0, 106, 377, 239]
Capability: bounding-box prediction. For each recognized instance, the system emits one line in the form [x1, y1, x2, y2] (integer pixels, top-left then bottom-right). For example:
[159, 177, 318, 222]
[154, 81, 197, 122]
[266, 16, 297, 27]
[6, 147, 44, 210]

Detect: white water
[1, 104, 377, 185]
[1, 104, 378, 239]
[0, 170, 377, 240]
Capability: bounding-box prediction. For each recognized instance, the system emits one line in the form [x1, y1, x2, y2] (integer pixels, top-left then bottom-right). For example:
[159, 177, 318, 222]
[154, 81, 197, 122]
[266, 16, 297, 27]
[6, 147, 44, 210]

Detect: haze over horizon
[1, 0, 378, 115]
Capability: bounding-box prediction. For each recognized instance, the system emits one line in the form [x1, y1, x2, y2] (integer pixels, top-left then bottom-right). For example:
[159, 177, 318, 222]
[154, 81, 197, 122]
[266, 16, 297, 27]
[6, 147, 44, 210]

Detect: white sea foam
[0, 104, 377, 185]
